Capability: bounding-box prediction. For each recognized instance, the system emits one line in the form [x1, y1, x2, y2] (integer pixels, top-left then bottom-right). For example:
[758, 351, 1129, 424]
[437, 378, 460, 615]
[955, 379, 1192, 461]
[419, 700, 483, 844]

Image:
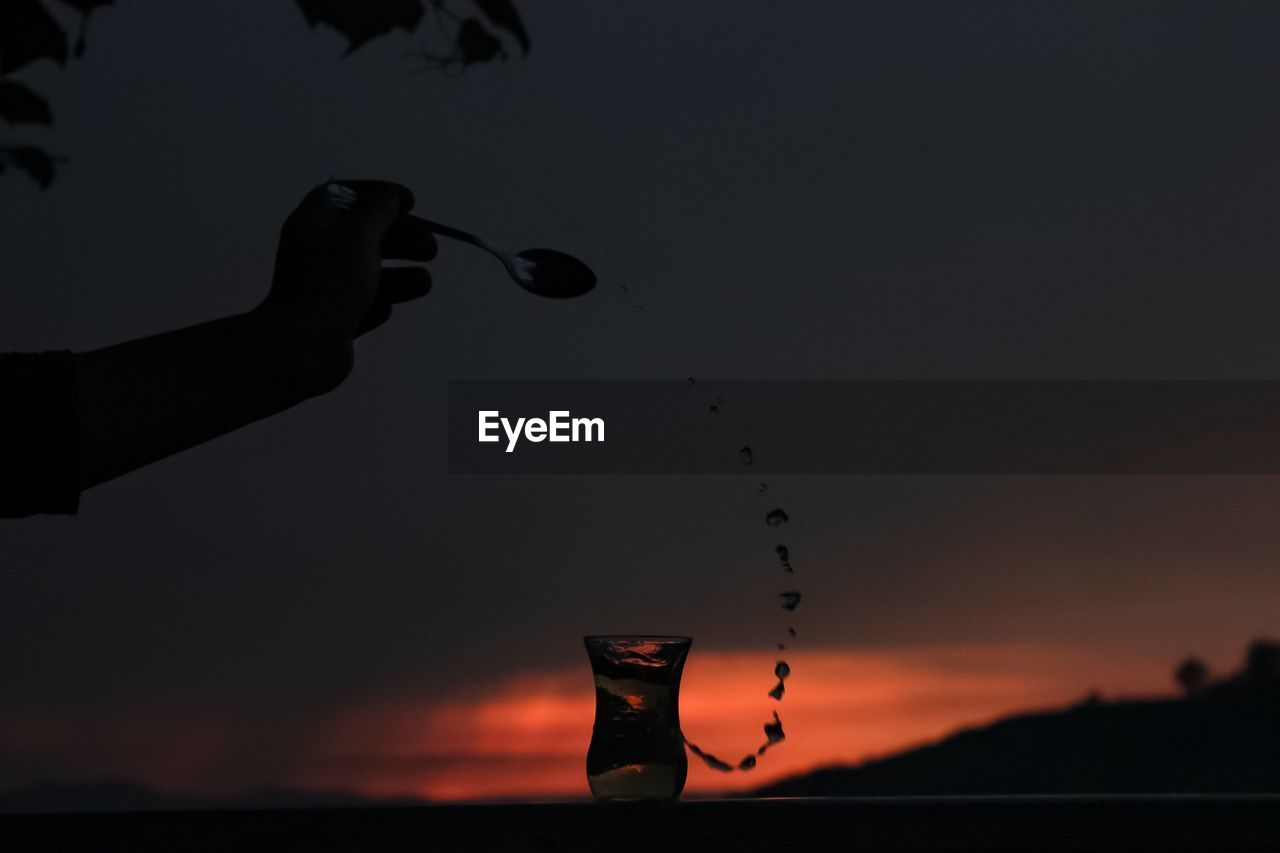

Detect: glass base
[587, 763, 683, 801]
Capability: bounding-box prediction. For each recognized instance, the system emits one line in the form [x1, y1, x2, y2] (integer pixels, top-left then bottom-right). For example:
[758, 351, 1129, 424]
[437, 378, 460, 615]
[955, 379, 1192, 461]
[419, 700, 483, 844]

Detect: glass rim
[583, 634, 692, 642]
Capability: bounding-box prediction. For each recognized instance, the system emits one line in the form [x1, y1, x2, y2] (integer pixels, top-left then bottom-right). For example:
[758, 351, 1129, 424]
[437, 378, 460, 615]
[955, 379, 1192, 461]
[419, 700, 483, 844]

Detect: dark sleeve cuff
[0, 351, 81, 517]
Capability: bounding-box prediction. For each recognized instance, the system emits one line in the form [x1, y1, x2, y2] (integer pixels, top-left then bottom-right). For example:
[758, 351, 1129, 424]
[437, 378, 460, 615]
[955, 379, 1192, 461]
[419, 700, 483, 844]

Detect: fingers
[339, 179, 415, 214]
[354, 267, 433, 338]
[288, 180, 434, 261]
[340, 181, 411, 245]
[382, 215, 438, 261]
[283, 184, 346, 234]
[270, 179, 436, 346]
[285, 179, 409, 231]
[379, 266, 432, 302]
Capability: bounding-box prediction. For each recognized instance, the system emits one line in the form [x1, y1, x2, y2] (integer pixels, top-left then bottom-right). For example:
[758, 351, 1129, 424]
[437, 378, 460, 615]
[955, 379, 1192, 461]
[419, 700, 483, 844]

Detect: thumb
[335, 180, 415, 242]
[287, 179, 415, 238]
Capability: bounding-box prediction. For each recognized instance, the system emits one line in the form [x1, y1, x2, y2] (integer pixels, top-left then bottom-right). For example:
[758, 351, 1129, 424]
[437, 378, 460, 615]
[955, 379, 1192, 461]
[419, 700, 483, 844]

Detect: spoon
[423, 219, 597, 299]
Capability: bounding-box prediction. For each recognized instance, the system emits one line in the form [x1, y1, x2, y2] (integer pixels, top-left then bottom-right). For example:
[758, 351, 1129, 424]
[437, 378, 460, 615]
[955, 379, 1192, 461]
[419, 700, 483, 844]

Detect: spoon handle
[420, 219, 513, 274]
[421, 219, 483, 246]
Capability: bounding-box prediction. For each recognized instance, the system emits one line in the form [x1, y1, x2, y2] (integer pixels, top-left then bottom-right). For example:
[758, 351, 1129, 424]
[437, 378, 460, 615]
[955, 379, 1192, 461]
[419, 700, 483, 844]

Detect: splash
[685, 712, 787, 773]
[684, 738, 733, 772]
[682, 386, 804, 777]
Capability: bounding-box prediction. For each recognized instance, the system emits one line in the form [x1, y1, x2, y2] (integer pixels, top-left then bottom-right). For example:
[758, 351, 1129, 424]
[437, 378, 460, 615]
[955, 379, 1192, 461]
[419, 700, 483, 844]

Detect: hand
[255, 179, 438, 387]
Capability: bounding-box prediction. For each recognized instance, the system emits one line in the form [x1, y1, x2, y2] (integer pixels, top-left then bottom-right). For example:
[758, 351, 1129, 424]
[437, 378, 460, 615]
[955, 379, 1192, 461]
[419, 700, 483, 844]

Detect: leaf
[473, 0, 529, 55]
[52, 0, 112, 55]
[3, 145, 65, 188]
[50, 0, 113, 11]
[0, 0, 69, 73]
[52, 0, 113, 55]
[296, 0, 426, 54]
[456, 18, 502, 64]
[0, 79, 52, 124]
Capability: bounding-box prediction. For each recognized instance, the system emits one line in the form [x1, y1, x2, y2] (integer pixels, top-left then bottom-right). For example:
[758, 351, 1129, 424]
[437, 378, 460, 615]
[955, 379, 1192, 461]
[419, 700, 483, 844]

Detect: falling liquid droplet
[685, 739, 733, 772]
[764, 712, 786, 745]
[686, 377, 696, 386]
[686, 413, 805, 772]
[621, 285, 629, 294]
[769, 659, 791, 700]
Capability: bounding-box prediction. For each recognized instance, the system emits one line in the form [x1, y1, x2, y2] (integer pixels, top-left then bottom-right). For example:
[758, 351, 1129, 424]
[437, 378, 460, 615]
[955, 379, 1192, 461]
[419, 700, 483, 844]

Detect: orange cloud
[296, 643, 1171, 801]
[0, 643, 1173, 801]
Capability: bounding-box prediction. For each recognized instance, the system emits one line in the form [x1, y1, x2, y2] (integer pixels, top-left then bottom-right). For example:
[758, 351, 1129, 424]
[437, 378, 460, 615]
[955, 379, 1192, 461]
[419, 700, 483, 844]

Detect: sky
[2, 0, 1280, 800]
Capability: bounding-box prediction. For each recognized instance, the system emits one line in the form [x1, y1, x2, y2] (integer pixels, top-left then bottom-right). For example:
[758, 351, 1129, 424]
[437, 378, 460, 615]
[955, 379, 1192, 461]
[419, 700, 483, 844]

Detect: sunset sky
[3, 1, 1280, 802]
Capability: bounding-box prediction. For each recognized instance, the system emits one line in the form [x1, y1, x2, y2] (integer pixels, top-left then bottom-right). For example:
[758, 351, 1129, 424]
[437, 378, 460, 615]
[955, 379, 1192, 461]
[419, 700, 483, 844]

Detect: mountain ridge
[751, 642, 1280, 798]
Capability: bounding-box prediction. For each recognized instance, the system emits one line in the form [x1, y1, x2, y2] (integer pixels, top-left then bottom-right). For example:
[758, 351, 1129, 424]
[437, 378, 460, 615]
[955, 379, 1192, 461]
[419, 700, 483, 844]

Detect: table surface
[4, 795, 1280, 852]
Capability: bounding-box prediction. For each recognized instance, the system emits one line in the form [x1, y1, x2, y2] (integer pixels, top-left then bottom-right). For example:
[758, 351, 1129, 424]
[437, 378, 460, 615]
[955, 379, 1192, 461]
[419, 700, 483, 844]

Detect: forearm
[74, 311, 351, 490]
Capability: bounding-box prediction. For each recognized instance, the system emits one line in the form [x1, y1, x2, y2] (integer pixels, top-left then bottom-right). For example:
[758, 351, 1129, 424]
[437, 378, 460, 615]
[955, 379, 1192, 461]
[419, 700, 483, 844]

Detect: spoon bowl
[512, 248, 597, 298]
[423, 219, 596, 299]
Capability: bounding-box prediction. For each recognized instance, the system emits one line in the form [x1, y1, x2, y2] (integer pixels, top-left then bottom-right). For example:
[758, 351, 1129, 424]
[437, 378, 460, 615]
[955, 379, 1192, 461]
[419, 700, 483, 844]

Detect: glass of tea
[583, 635, 692, 801]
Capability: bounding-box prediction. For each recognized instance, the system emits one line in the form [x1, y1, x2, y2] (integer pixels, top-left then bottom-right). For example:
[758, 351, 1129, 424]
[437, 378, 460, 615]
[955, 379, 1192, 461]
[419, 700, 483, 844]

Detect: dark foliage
[296, 0, 427, 54]
[0, 79, 51, 124]
[0, 1, 526, 188]
[455, 18, 503, 63]
[474, 0, 529, 54]
[0, 0, 68, 74]
[0, 145, 64, 187]
[52, 0, 114, 13]
[1174, 656, 1209, 698]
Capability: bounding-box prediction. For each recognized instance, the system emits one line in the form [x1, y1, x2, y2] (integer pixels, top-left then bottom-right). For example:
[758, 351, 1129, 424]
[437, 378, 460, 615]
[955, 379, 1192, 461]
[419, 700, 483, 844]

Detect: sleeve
[0, 351, 81, 517]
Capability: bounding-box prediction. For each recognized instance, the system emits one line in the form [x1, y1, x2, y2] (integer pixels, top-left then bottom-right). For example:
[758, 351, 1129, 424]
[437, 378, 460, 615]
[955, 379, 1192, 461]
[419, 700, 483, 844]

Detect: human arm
[72, 179, 436, 491]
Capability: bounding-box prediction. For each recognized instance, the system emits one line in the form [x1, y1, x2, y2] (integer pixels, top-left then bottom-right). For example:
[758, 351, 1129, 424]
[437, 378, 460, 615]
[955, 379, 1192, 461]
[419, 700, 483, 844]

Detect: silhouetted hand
[257, 179, 438, 388]
[73, 179, 439, 492]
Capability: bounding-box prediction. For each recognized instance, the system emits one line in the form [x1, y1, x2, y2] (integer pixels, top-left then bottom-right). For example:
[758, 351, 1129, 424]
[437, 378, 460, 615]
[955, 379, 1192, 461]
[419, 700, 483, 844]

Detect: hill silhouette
[754, 641, 1280, 797]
